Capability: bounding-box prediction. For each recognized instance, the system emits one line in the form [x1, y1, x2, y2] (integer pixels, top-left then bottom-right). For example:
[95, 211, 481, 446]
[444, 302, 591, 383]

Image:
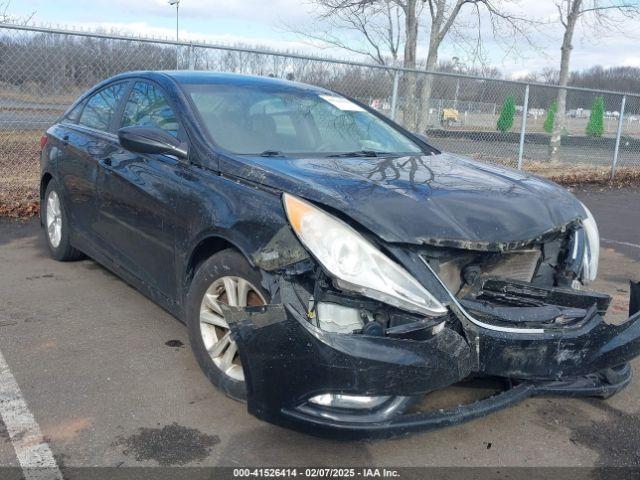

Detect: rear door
[56, 82, 127, 243]
[96, 80, 186, 300]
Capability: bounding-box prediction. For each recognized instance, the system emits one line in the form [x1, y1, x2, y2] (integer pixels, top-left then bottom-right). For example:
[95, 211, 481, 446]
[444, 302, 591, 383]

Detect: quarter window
[78, 84, 126, 131]
[121, 82, 179, 136]
[63, 101, 85, 124]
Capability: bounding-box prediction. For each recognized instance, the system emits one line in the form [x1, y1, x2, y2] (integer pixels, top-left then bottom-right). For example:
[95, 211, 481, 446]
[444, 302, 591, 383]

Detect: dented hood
[223, 152, 585, 250]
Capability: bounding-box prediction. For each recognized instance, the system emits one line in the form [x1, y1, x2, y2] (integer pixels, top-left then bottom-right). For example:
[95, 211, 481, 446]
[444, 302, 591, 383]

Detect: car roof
[108, 70, 333, 94]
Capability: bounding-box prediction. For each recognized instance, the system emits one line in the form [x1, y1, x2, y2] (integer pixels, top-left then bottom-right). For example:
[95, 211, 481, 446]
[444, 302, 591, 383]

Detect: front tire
[43, 181, 83, 261]
[187, 249, 269, 401]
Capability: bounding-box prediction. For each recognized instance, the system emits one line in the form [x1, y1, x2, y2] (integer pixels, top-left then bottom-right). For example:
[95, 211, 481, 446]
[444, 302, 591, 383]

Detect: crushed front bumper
[283, 365, 631, 439]
[226, 286, 640, 439]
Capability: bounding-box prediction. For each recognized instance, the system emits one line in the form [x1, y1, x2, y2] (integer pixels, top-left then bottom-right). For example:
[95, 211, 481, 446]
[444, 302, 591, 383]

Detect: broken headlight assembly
[283, 193, 447, 318]
[580, 202, 599, 283]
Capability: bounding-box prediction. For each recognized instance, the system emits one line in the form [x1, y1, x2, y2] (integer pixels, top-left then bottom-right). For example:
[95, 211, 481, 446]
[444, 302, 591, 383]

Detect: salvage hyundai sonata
[40, 71, 640, 438]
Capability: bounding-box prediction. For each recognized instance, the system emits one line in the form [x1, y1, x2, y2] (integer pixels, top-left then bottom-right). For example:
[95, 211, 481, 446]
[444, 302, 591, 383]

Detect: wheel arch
[39, 172, 54, 224]
[40, 172, 54, 199]
[183, 234, 253, 293]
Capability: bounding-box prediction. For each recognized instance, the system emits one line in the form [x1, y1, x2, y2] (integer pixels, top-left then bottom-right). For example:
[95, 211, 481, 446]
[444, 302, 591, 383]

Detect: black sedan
[39, 71, 640, 438]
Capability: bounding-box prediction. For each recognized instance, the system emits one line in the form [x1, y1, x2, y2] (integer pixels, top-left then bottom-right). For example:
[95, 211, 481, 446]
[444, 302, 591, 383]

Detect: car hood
[221, 152, 585, 251]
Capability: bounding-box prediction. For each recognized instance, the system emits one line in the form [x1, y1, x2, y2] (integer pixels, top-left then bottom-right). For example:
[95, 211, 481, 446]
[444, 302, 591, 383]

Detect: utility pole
[169, 0, 180, 68]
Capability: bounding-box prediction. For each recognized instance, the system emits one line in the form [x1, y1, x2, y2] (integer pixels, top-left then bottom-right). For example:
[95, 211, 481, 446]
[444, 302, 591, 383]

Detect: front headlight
[580, 202, 599, 282]
[283, 193, 447, 317]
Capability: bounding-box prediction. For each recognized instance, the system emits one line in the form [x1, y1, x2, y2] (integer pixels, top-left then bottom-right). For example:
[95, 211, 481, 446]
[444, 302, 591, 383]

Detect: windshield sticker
[319, 94, 365, 112]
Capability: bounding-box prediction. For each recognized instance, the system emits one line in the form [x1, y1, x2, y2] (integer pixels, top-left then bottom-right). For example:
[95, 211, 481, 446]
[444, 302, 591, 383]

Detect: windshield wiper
[327, 150, 391, 158]
[258, 150, 285, 157]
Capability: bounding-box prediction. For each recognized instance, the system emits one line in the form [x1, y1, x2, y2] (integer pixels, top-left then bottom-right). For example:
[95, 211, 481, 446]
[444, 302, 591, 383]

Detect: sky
[6, 0, 640, 77]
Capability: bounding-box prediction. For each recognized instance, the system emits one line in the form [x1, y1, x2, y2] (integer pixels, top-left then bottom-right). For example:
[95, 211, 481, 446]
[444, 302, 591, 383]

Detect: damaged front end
[229, 193, 640, 439]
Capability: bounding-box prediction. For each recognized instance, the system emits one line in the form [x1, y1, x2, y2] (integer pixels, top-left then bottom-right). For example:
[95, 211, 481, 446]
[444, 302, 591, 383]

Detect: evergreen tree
[497, 95, 516, 133]
[544, 100, 557, 134]
[586, 97, 605, 137]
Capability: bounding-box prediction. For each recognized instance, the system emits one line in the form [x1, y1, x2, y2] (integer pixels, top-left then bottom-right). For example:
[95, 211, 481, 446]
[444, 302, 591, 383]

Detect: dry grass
[0, 130, 41, 218]
[0, 83, 84, 104]
[522, 161, 640, 188]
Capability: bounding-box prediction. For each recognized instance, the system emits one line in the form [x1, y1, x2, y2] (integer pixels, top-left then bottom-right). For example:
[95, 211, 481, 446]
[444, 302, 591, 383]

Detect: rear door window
[78, 83, 126, 132]
[121, 81, 179, 136]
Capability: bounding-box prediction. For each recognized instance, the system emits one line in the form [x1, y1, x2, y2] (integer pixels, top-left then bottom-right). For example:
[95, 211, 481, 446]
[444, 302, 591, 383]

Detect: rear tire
[186, 249, 270, 401]
[43, 180, 83, 262]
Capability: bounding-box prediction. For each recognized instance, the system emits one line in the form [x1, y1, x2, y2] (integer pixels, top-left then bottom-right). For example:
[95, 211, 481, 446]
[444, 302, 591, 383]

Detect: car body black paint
[40, 71, 640, 437]
[221, 152, 585, 250]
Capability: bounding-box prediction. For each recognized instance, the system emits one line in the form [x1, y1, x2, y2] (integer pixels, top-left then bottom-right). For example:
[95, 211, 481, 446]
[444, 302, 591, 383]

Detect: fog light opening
[308, 393, 391, 410]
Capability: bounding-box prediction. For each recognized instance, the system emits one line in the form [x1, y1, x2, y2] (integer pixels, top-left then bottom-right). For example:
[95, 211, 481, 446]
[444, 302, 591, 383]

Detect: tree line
[1, 30, 638, 112]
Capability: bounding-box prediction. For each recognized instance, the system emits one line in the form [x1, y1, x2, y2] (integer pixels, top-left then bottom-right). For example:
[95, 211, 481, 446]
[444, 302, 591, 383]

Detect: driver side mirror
[117, 126, 188, 160]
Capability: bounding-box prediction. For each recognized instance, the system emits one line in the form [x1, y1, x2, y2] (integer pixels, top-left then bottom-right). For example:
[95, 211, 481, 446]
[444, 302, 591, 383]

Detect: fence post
[517, 84, 530, 170]
[611, 95, 626, 181]
[390, 69, 400, 121]
[188, 44, 196, 70]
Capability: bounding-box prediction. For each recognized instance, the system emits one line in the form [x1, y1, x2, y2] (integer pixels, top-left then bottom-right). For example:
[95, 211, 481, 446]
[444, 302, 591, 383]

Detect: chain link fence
[1, 23, 640, 211]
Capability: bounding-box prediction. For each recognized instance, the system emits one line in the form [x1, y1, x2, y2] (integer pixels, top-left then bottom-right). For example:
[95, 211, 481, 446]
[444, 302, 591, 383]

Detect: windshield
[185, 83, 425, 156]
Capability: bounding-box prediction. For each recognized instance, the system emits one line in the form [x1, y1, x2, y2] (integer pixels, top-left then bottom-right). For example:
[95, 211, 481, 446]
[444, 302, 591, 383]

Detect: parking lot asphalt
[0, 187, 639, 473]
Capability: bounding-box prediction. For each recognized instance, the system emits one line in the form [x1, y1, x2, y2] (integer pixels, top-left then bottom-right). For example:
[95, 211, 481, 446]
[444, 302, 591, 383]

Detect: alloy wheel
[46, 190, 62, 248]
[199, 276, 266, 382]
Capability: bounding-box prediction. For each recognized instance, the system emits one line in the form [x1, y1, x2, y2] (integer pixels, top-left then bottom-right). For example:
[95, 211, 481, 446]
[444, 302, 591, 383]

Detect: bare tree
[287, 0, 404, 66]
[0, 1, 35, 24]
[286, 0, 426, 126]
[290, 0, 442, 130]
[549, 0, 640, 161]
[292, 0, 535, 130]
[413, 0, 537, 131]
[0, 1, 11, 22]
[396, 0, 425, 128]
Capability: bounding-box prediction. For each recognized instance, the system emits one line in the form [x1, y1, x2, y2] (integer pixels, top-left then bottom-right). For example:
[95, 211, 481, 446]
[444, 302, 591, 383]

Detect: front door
[96, 80, 185, 299]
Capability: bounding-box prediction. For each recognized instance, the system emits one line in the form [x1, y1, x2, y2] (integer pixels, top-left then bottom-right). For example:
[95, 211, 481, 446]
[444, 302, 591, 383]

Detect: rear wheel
[43, 181, 83, 261]
[187, 249, 269, 401]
